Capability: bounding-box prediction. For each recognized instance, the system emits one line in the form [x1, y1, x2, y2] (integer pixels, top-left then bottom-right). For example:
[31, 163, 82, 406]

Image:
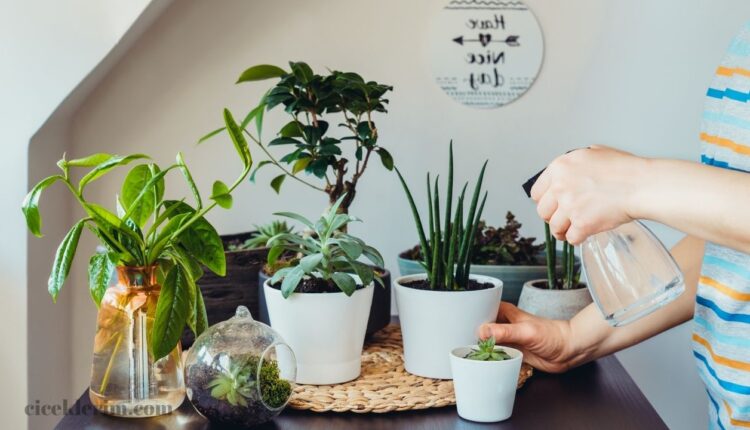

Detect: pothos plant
[267, 195, 385, 298]
[22, 108, 253, 360]
[201, 61, 394, 214]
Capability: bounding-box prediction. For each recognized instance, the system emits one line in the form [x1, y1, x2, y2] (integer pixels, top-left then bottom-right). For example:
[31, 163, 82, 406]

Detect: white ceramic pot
[517, 280, 593, 320]
[263, 277, 374, 385]
[449, 345, 523, 423]
[394, 274, 502, 379]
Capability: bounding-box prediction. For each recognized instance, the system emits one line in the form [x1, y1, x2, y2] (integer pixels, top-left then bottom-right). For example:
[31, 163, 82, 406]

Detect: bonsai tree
[22, 108, 253, 360]
[543, 223, 580, 290]
[401, 211, 545, 266]
[396, 142, 488, 290]
[465, 337, 511, 361]
[266, 195, 385, 297]
[201, 61, 394, 214]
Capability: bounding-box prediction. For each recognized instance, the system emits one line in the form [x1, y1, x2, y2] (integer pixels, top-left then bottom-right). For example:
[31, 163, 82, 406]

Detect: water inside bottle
[581, 221, 685, 326]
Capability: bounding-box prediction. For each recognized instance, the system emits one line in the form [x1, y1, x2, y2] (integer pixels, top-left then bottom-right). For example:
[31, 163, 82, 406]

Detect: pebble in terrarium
[185, 306, 296, 427]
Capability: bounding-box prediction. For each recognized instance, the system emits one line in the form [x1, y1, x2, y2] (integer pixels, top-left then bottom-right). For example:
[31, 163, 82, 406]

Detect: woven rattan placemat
[288, 324, 533, 413]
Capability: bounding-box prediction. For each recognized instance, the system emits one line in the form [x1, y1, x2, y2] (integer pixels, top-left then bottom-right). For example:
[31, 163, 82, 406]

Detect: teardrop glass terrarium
[89, 265, 185, 417]
[185, 306, 296, 428]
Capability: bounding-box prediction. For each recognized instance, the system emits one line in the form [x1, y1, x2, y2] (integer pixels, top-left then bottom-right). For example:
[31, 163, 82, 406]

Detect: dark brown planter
[180, 231, 268, 348]
[257, 268, 392, 336]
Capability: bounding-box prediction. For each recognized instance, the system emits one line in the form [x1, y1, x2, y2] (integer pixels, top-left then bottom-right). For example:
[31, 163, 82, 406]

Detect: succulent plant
[465, 337, 511, 361]
[207, 355, 291, 409]
[228, 220, 295, 251]
[267, 194, 385, 298]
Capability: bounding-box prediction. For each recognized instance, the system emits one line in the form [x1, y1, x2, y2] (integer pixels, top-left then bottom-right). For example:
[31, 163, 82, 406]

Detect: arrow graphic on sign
[453, 35, 520, 47]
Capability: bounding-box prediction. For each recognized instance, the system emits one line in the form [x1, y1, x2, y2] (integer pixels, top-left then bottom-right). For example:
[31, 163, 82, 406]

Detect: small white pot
[394, 274, 502, 379]
[450, 345, 523, 422]
[517, 280, 593, 320]
[263, 277, 374, 385]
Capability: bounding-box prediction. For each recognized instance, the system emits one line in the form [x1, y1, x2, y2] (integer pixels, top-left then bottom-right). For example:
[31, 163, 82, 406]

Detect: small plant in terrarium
[465, 337, 511, 361]
[207, 354, 291, 409]
[227, 220, 294, 252]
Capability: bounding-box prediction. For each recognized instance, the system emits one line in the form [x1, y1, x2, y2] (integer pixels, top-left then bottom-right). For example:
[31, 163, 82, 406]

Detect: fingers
[529, 166, 551, 202]
[535, 191, 558, 222]
[548, 209, 571, 240]
[480, 322, 536, 346]
[498, 302, 533, 324]
[566, 222, 588, 245]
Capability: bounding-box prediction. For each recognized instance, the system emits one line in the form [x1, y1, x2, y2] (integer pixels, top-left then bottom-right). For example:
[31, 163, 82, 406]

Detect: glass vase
[88, 265, 185, 417]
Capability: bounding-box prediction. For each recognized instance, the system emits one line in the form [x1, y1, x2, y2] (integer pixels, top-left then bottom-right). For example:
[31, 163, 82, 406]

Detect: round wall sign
[430, 0, 544, 108]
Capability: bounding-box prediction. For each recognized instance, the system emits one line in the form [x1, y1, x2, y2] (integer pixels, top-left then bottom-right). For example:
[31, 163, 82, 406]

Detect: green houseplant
[202, 61, 394, 214]
[262, 196, 384, 384]
[516, 223, 592, 320]
[203, 61, 395, 335]
[393, 142, 502, 379]
[22, 108, 253, 417]
[397, 211, 549, 304]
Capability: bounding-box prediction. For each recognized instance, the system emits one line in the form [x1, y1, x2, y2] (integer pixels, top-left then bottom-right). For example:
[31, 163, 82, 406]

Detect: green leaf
[299, 253, 323, 273]
[162, 201, 226, 276]
[223, 108, 252, 168]
[377, 147, 394, 170]
[331, 272, 357, 296]
[120, 164, 163, 227]
[270, 174, 286, 194]
[289, 61, 314, 84]
[279, 120, 304, 138]
[210, 180, 233, 209]
[338, 239, 363, 260]
[197, 127, 225, 144]
[274, 211, 315, 230]
[151, 265, 192, 361]
[281, 266, 305, 298]
[268, 137, 302, 146]
[236, 64, 287, 83]
[249, 160, 273, 183]
[176, 153, 202, 209]
[194, 287, 208, 336]
[267, 245, 284, 265]
[48, 219, 86, 302]
[66, 153, 114, 167]
[88, 253, 114, 307]
[78, 154, 150, 192]
[22, 175, 61, 237]
[270, 267, 293, 285]
[292, 157, 311, 174]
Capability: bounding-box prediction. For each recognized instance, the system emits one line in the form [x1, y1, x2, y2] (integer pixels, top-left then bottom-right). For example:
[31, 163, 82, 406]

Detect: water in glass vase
[89, 265, 185, 417]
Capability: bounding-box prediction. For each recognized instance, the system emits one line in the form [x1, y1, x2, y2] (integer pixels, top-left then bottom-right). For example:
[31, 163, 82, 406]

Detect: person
[481, 23, 750, 429]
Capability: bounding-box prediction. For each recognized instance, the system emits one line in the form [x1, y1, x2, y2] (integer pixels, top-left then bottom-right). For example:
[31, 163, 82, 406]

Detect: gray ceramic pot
[396, 255, 566, 305]
[517, 280, 593, 320]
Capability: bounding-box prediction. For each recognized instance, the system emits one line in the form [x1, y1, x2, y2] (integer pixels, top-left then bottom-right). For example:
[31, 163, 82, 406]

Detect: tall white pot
[263, 278, 374, 385]
[394, 274, 502, 379]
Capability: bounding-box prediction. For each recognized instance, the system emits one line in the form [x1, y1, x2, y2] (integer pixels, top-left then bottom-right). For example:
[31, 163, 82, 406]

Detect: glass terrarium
[185, 306, 296, 427]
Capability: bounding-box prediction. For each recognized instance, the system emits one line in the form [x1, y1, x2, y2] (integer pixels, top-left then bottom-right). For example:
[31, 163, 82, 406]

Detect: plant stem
[99, 332, 123, 393]
[545, 223, 555, 289]
[243, 129, 325, 192]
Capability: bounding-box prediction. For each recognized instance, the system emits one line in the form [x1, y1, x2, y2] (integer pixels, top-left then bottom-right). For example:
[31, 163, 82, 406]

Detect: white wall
[0, 0, 161, 428]
[24, 0, 750, 429]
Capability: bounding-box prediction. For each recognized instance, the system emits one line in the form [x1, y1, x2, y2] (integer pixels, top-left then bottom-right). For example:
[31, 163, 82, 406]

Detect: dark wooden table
[56, 355, 666, 430]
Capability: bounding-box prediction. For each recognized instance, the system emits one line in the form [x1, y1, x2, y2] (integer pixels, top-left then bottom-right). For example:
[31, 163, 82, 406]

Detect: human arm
[532, 146, 750, 253]
[481, 235, 704, 372]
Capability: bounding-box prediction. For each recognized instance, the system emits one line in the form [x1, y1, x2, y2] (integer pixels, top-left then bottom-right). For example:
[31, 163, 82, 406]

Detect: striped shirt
[696, 21, 750, 430]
